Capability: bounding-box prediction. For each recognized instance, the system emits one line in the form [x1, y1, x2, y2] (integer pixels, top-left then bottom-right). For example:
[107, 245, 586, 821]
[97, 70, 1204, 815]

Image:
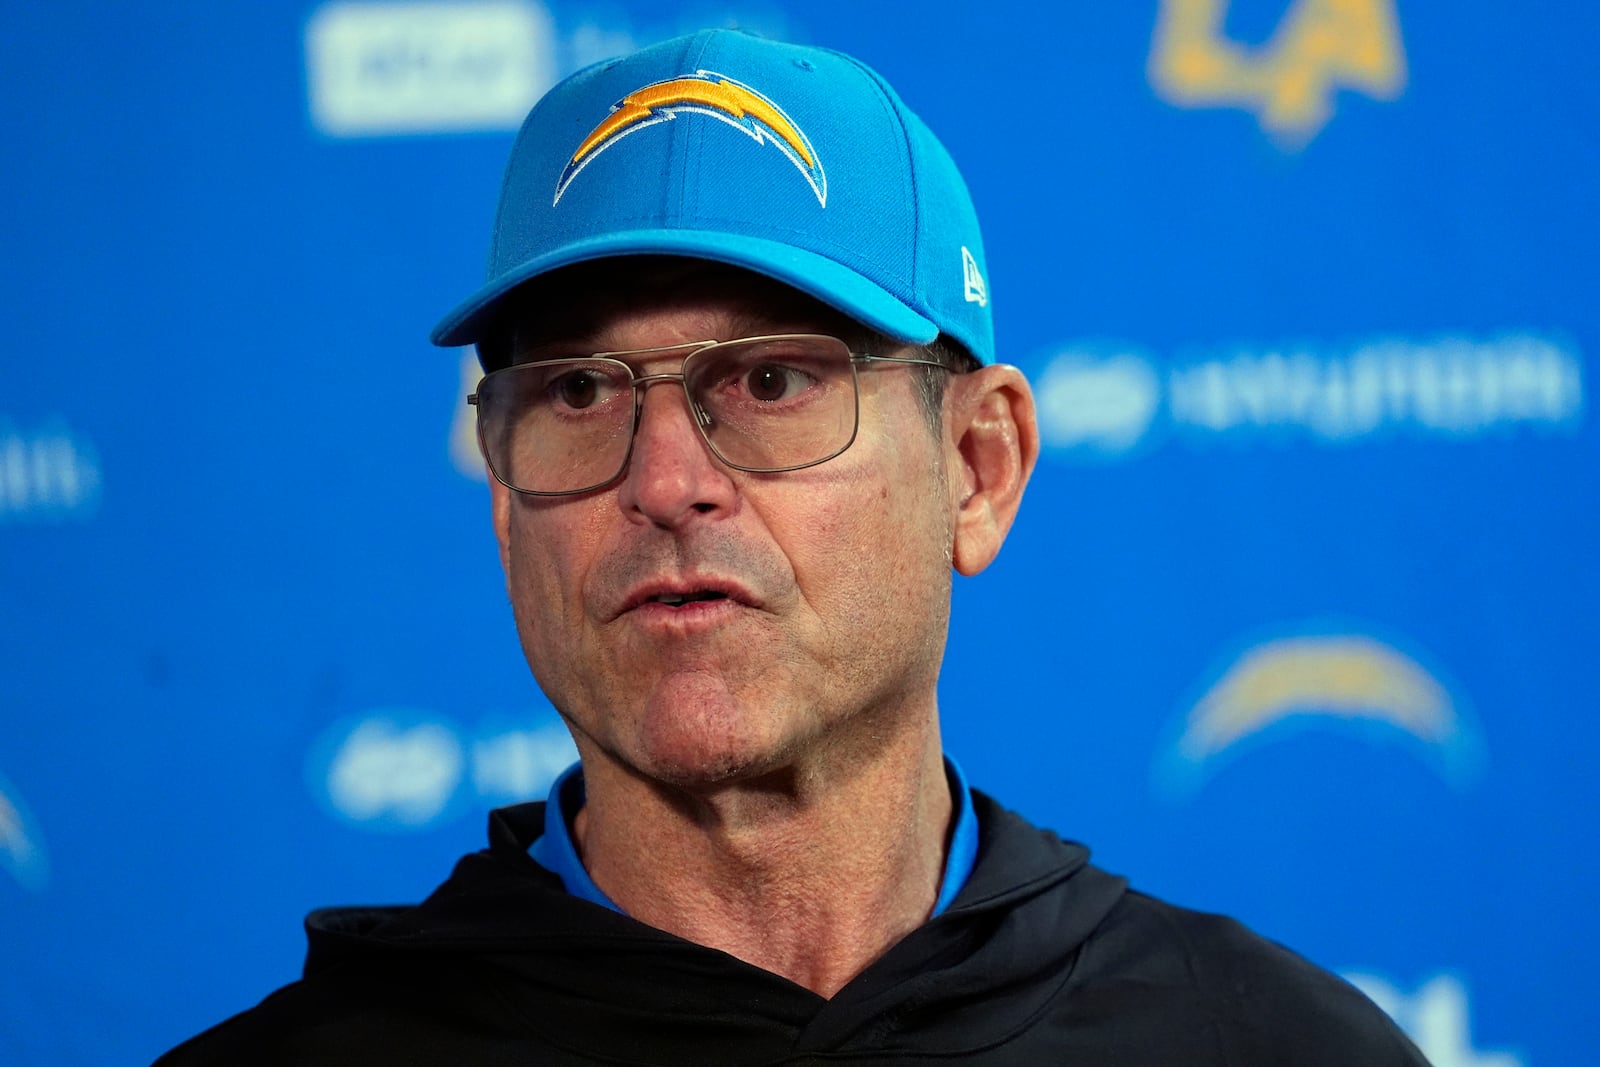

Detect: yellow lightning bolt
[573, 76, 817, 170]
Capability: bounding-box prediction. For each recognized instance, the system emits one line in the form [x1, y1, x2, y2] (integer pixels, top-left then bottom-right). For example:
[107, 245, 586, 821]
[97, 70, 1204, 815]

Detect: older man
[160, 29, 1427, 1065]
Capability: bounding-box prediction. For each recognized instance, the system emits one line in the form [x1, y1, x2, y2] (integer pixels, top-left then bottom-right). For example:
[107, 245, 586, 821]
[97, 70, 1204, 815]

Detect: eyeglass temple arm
[853, 353, 955, 371]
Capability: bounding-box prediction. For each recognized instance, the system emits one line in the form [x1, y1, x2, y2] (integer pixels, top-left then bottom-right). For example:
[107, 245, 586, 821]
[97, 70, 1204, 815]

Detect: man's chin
[633, 721, 799, 793]
[633, 751, 785, 794]
[625, 679, 814, 792]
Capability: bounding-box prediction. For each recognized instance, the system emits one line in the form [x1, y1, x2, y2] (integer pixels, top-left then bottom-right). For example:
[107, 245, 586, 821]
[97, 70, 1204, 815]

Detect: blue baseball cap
[429, 29, 994, 364]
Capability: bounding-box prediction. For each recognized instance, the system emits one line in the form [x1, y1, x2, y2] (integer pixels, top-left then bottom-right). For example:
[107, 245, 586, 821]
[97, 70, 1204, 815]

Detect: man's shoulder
[957, 797, 1427, 1063]
[153, 903, 559, 1066]
[1070, 887, 1428, 1064]
[155, 805, 570, 1065]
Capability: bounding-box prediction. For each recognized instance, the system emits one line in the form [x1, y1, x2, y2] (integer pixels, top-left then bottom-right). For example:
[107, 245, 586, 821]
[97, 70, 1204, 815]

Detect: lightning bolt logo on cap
[553, 70, 827, 207]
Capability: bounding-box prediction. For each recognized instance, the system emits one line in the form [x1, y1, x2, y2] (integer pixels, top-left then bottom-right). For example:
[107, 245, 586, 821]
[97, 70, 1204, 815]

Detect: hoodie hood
[300, 790, 1127, 1062]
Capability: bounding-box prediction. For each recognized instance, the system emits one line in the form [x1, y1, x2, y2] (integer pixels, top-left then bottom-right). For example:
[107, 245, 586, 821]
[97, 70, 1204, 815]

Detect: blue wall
[2, 2, 1592, 1063]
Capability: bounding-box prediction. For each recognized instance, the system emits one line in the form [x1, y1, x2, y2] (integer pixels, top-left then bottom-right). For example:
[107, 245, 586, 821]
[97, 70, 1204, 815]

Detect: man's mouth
[612, 575, 758, 620]
[649, 590, 729, 607]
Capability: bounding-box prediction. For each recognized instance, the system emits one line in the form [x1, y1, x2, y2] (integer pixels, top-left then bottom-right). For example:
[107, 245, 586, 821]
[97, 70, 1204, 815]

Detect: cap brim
[429, 229, 941, 349]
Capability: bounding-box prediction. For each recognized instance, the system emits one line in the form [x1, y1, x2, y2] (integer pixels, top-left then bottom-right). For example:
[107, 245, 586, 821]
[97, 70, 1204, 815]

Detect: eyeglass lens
[476, 335, 861, 495]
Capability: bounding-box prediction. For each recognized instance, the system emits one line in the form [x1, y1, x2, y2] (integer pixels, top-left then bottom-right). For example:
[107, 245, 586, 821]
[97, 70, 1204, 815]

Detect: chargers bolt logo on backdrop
[554, 70, 827, 206]
[1154, 623, 1485, 797]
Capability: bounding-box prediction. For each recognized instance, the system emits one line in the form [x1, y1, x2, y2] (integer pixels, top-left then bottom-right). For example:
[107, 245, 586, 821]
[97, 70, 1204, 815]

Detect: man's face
[488, 260, 965, 790]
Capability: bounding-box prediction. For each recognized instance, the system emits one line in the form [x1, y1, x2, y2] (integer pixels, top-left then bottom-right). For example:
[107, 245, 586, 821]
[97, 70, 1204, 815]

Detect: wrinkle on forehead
[498, 256, 876, 363]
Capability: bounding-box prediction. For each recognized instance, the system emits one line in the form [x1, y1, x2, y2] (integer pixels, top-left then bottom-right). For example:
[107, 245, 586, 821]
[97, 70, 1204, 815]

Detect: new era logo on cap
[962, 246, 988, 307]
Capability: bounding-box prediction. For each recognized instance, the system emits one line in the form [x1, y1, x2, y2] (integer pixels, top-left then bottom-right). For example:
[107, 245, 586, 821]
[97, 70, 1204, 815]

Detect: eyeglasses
[468, 333, 951, 496]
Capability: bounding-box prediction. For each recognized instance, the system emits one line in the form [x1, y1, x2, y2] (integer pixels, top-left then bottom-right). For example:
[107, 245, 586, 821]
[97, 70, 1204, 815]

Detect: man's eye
[743, 363, 810, 402]
[551, 370, 602, 409]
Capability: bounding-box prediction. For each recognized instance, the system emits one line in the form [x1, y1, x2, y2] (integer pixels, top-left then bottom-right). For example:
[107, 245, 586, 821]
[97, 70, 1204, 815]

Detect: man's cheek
[509, 517, 577, 603]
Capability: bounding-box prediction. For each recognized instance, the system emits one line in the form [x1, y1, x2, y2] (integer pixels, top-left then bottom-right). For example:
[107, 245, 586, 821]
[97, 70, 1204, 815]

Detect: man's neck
[572, 730, 954, 998]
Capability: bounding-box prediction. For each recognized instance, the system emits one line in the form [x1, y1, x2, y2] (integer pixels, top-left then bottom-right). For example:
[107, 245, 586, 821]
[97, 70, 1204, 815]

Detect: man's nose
[616, 381, 737, 526]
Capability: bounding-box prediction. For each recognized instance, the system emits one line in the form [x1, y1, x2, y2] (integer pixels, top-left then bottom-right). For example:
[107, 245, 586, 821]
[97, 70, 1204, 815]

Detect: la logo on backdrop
[1149, 0, 1407, 145]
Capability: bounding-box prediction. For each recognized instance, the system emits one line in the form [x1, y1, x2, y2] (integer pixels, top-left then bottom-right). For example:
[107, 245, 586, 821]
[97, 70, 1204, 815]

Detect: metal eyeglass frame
[466, 333, 953, 497]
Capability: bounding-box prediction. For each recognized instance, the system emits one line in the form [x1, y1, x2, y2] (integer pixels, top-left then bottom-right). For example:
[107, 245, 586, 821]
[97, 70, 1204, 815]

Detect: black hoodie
[157, 792, 1427, 1065]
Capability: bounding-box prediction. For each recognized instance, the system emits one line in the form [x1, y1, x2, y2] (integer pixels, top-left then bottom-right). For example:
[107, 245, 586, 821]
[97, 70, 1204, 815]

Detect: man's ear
[945, 364, 1039, 576]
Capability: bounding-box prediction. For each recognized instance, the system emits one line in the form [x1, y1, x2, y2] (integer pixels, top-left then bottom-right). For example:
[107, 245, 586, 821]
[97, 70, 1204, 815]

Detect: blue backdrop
[2, 2, 1593, 1064]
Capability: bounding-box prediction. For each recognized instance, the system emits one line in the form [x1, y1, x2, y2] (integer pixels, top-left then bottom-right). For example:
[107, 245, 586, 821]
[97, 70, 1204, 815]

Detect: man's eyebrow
[508, 325, 614, 363]
[512, 337, 595, 361]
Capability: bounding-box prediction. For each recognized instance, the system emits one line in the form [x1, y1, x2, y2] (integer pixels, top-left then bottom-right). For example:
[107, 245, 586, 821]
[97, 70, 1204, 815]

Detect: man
[161, 29, 1428, 1065]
